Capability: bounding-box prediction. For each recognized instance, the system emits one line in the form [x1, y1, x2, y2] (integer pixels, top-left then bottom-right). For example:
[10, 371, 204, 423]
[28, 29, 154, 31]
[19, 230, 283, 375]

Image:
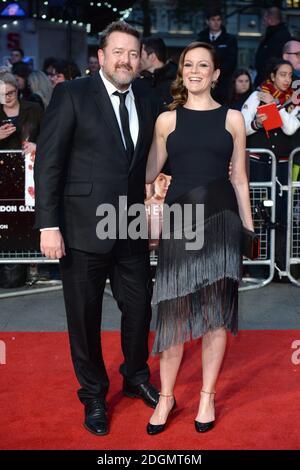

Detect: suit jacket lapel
[91, 73, 127, 160]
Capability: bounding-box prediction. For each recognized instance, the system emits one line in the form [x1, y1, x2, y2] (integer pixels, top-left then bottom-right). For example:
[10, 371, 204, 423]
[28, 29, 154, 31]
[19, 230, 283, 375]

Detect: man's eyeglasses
[0, 90, 17, 98]
[286, 52, 300, 59]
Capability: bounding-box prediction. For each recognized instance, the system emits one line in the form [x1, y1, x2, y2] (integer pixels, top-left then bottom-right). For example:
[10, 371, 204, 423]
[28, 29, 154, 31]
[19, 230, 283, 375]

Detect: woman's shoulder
[156, 109, 176, 123]
[226, 108, 246, 138]
[227, 108, 245, 125]
[155, 110, 176, 134]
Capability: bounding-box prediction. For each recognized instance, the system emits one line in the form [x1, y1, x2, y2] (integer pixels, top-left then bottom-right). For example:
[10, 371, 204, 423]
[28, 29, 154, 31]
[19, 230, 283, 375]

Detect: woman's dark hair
[42, 56, 57, 73]
[227, 68, 253, 105]
[11, 62, 30, 79]
[53, 59, 81, 80]
[264, 58, 293, 82]
[169, 42, 219, 111]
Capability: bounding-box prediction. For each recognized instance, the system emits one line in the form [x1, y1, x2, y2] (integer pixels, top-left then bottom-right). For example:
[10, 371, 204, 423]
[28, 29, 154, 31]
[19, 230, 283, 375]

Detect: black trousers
[59, 241, 152, 404]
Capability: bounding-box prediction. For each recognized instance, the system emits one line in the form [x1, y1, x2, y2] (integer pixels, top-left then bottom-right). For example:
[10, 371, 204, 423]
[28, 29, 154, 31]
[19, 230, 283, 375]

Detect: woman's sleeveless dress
[152, 106, 243, 354]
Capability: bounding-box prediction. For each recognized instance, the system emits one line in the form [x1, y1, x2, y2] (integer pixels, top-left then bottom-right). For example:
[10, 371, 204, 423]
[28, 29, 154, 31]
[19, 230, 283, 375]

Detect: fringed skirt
[152, 179, 243, 354]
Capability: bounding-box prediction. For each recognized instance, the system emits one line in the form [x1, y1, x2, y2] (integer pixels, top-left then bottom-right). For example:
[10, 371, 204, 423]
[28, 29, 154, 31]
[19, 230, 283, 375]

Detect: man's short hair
[99, 21, 140, 50]
[266, 6, 282, 23]
[283, 40, 300, 54]
[11, 48, 24, 58]
[206, 10, 222, 20]
[142, 37, 167, 64]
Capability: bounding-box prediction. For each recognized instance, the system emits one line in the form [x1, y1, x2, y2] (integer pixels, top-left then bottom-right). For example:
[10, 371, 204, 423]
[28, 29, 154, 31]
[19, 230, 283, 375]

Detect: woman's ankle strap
[159, 392, 174, 398]
[201, 390, 216, 395]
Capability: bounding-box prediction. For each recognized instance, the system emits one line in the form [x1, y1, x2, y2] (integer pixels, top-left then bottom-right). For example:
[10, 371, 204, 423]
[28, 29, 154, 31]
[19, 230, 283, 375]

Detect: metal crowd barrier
[0, 148, 294, 298]
[285, 146, 300, 286]
[239, 148, 277, 291]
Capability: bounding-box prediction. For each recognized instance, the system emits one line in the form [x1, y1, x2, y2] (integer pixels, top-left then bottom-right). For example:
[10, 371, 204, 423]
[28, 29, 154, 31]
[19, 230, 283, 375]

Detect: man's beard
[104, 65, 136, 88]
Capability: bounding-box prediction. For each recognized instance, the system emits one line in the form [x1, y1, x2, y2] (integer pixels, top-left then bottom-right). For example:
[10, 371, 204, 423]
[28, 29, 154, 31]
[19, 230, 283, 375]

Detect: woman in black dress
[145, 42, 254, 434]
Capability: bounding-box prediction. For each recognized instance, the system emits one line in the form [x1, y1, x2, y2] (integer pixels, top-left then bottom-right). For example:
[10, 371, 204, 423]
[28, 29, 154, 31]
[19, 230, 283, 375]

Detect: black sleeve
[221, 35, 238, 75]
[34, 82, 75, 229]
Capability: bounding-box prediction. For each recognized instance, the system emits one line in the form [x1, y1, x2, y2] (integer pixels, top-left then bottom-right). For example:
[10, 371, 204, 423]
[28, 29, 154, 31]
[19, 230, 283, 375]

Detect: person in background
[43, 57, 57, 82]
[242, 59, 299, 158]
[282, 40, 300, 182]
[242, 59, 300, 274]
[254, 6, 291, 87]
[227, 69, 253, 111]
[0, 72, 43, 151]
[197, 10, 238, 104]
[11, 62, 31, 100]
[10, 48, 24, 65]
[283, 40, 300, 79]
[133, 37, 177, 111]
[28, 71, 53, 110]
[0, 72, 43, 288]
[86, 55, 100, 75]
[49, 59, 81, 87]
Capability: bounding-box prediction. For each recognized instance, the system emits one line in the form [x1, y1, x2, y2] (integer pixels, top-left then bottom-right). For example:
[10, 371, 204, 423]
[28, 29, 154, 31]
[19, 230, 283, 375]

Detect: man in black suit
[254, 6, 291, 87]
[197, 10, 237, 104]
[34, 21, 159, 436]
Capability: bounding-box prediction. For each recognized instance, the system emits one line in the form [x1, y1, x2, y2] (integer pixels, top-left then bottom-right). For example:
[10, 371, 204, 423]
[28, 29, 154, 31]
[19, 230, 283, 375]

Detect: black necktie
[113, 91, 134, 163]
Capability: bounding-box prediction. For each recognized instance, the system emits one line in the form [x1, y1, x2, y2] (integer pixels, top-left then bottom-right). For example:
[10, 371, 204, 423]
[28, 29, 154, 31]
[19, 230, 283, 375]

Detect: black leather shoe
[147, 397, 176, 435]
[123, 381, 159, 408]
[84, 399, 108, 436]
[194, 419, 215, 433]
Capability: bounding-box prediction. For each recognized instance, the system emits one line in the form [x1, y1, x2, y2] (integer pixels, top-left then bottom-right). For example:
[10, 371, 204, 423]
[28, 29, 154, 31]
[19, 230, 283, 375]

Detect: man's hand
[40, 230, 66, 259]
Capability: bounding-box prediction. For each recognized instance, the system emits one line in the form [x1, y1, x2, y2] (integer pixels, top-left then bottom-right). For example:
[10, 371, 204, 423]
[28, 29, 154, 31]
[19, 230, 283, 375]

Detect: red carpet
[0, 331, 299, 450]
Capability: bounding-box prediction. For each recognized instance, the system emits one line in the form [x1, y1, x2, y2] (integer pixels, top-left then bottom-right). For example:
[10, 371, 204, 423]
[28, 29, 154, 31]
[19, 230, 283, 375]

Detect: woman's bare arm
[146, 111, 175, 184]
[227, 109, 254, 231]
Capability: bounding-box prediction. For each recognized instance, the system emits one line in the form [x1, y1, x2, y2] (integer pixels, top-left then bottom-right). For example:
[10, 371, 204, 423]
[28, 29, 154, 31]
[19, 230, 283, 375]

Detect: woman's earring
[211, 80, 217, 89]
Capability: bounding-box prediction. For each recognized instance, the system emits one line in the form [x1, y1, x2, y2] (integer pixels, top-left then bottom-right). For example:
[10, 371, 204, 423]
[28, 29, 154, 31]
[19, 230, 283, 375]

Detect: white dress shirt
[41, 70, 139, 232]
[209, 30, 222, 42]
[99, 68, 139, 149]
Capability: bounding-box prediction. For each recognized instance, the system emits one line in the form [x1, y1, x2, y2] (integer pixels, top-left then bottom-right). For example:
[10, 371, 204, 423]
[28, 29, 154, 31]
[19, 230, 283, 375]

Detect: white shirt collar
[210, 30, 222, 40]
[99, 68, 134, 100]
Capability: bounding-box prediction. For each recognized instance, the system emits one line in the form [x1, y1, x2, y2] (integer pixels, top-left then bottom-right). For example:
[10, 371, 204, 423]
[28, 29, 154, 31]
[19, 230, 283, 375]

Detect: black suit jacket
[254, 22, 291, 87]
[34, 74, 158, 254]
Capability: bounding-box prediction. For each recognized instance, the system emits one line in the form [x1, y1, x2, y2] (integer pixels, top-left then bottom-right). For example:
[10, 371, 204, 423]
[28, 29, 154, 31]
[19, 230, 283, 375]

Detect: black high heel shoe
[194, 390, 216, 433]
[147, 393, 176, 435]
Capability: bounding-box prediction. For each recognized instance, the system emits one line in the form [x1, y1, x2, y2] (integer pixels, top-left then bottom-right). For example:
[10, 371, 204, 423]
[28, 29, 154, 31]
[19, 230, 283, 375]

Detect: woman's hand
[254, 112, 267, 128]
[0, 123, 16, 140]
[257, 91, 274, 104]
[22, 141, 36, 157]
